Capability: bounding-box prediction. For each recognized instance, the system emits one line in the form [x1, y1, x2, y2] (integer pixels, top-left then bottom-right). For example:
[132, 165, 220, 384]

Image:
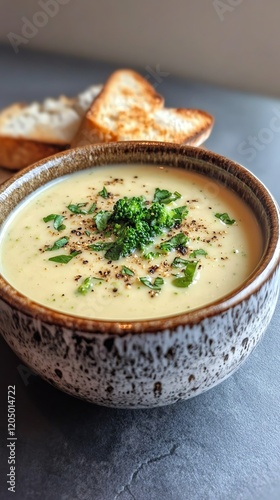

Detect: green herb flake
[121, 266, 135, 276]
[53, 215, 65, 231]
[77, 276, 104, 295]
[98, 186, 109, 199]
[189, 248, 207, 258]
[67, 202, 96, 215]
[95, 211, 111, 231]
[171, 256, 190, 268]
[77, 277, 94, 295]
[159, 233, 188, 253]
[48, 250, 81, 264]
[140, 276, 164, 291]
[172, 261, 198, 288]
[89, 242, 114, 252]
[43, 214, 56, 223]
[105, 242, 124, 261]
[43, 213, 66, 232]
[143, 251, 162, 260]
[215, 212, 236, 225]
[153, 188, 182, 204]
[46, 236, 69, 252]
[171, 206, 189, 223]
[87, 203, 97, 214]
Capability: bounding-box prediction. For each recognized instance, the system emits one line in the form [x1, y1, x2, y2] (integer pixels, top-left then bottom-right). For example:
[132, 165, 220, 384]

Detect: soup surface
[0, 164, 263, 320]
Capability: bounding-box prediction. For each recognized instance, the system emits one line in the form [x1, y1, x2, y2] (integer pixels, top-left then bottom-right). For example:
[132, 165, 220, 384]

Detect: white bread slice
[72, 69, 213, 147]
[0, 85, 102, 170]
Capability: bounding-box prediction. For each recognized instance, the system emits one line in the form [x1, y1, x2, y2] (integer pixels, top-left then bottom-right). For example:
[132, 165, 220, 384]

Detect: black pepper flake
[178, 245, 187, 255]
[148, 265, 159, 274]
[112, 288, 118, 293]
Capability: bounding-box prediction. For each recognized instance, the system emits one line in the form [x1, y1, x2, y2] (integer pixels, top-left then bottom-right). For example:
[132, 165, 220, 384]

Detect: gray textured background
[0, 46, 279, 500]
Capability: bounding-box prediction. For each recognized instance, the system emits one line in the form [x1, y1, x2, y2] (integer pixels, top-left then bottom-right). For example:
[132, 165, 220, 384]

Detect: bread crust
[0, 136, 66, 171]
[0, 85, 102, 169]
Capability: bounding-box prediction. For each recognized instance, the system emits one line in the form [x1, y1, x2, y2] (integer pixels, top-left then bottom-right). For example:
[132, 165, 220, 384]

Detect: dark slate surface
[0, 45, 279, 500]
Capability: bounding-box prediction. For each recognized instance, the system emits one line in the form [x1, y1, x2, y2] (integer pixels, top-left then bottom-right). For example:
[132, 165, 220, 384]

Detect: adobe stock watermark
[17, 364, 37, 386]
[213, 0, 245, 22]
[7, 0, 71, 54]
[145, 65, 170, 89]
[238, 107, 280, 162]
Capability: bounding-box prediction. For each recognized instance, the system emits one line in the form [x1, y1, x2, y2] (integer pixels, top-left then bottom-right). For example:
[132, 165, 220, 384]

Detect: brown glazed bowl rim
[0, 141, 279, 334]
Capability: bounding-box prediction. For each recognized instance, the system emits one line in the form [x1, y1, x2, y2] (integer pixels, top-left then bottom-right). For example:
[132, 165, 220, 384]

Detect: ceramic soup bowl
[0, 142, 279, 408]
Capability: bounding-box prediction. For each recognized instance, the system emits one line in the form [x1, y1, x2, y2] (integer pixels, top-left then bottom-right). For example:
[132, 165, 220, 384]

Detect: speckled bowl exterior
[0, 142, 279, 408]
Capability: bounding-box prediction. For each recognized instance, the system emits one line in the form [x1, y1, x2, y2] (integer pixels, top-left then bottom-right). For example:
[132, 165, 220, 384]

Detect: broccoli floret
[146, 203, 188, 235]
[134, 220, 154, 249]
[112, 196, 147, 223]
[92, 193, 189, 260]
[146, 202, 174, 235]
[104, 222, 153, 260]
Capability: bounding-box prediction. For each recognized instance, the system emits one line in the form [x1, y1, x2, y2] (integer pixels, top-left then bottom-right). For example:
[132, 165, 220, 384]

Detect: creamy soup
[0, 164, 263, 320]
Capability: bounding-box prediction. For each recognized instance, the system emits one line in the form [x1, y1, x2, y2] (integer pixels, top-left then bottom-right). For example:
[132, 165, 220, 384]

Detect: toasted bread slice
[0, 85, 102, 170]
[72, 69, 213, 147]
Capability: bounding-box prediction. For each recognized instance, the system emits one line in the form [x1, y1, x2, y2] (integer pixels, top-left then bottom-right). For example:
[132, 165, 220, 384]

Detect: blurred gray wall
[0, 0, 279, 96]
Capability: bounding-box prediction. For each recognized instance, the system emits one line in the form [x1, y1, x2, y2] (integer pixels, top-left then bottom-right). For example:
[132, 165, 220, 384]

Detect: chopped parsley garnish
[121, 266, 135, 276]
[140, 276, 164, 291]
[94, 210, 111, 231]
[171, 206, 189, 223]
[215, 213, 236, 225]
[104, 242, 126, 261]
[171, 256, 190, 268]
[43, 214, 66, 232]
[189, 248, 207, 258]
[77, 276, 103, 295]
[89, 242, 113, 252]
[153, 188, 182, 204]
[48, 250, 81, 264]
[77, 277, 94, 294]
[159, 233, 188, 253]
[46, 236, 69, 251]
[67, 202, 96, 214]
[98, 186, 109, 198]
[172, 261, 198, 288]
[143, 251, 162, 260]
